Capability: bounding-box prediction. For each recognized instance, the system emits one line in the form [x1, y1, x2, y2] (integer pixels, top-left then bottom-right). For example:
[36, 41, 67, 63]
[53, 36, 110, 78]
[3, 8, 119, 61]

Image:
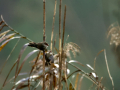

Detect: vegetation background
[0, 0, 120, 90]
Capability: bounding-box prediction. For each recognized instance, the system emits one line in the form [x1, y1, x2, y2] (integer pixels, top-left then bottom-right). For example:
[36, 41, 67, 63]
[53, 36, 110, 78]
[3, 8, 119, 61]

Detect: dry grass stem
[1, 61, 18, 89]
[104, 49, 114, 90]
[0, 38, 20, 74]
[50, 0, 57, 51]
[43, 0, 46, 90]
[58, 0, 62, 89]
[50, 1, 57, 89]
[94, 49, 104, 70]
[78, 75, 84, 90]
[61, 5, 68, 90]
[74, 73, 79, 89]
[67, 61, 105, 90]
[1, 15, 33, 42]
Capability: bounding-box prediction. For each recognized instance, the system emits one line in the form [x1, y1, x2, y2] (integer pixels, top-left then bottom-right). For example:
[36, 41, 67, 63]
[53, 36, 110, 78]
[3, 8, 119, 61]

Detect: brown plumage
[45, 51, 54, 65]
[28, 42, 49, 51]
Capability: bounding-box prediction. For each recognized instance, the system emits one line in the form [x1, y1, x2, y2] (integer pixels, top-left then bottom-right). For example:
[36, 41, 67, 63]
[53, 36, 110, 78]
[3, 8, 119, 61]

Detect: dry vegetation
[0, 0, 115, 90]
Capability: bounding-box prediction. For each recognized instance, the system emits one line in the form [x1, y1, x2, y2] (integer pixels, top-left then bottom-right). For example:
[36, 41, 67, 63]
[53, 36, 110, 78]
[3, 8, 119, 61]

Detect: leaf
[31, 78, 42, 89]
[0, 20, 3, 25]
[86, 64, 94, 71]
[104, 49, 114, 90]
[0, 40, 8, 51]
[17, 50, 39, 77]
[29, 51, 41, 76]
[53, 74, 57, 88]
[0, 33, 16, 43]
[0, 30, 11, 37]
[0, 33, 6, 39]
[5, 72, 28, 86]
[69, 60, 85, 67]
[0, 36, 21, 51]
[15, 43, 29, 81]
[14, 69, 49, 89]
[0, 24, 7, 32]
[15, 75, 39, 86]
[69, 83, 74, 90]
[94, 49, 104, 69]
[78, 75, 84, 90]
[15, 83, 28, 90]
[37, 67, 49, 75]
[1, 36, 21, 44]
[2, 61, 18, 88]
[75, 73, 80, 89]
[0, 39, 20, 74]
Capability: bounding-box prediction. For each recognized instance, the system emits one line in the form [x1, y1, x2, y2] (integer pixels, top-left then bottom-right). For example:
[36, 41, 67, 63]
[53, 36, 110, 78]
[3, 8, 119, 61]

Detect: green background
[0, 0, 120, 90]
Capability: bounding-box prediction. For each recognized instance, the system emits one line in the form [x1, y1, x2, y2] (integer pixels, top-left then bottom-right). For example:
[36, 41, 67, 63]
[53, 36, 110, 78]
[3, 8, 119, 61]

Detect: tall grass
[0, 0, 115, 90]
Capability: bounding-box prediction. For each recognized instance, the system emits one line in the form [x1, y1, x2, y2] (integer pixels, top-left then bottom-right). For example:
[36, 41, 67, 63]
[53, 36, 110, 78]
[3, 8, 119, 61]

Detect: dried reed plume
[108, 22, 120, 47]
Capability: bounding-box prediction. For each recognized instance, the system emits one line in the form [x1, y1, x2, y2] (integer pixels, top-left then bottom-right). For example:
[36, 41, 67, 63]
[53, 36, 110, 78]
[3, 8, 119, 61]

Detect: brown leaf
[0, 24, 7, 32]
[75, 73, 80, 89]
[69, 83, 74, 90]
[2, 61, 18, 88]
[15, 43, 29, 81]
[78, 75, 84, 90]
[53, 74, 57, 88]
[94, 49, 104, 69]
[0, 40, 9, 51]
[0, 30, 11, 37]
[5, 72, 28, 86]
[0, 39, 20, 75]
[0, 20, 3, 25]
[17, 50, 39, 77]
[0, 33, 16, 43]
[16, 83, 28, 89]
[0, 36, 21, 51]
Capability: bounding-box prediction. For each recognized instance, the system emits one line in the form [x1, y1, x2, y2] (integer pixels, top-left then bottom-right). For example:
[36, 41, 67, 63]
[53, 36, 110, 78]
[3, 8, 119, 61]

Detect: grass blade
[0, 30, 11, 37]
[0, 40, 9, 51]
[0, 24, 7, 32]
[94, 49, 104, 70]
[1, 15, 33, 42]
[0, 36, 21, 51]
[15, 43, 29, 81]
[17, 50, 39, 77]
[0, 33, 16, 43]
[69, 60, 85, 67]
[104, 49, 114, 90]
[78, 75, 84, 90]
[0, 38, 20, 74]
[69, 79, 75, 90]
[74, 73, 79, 89]
[1, 61, 18, 89]
[66, 61, 106, 90]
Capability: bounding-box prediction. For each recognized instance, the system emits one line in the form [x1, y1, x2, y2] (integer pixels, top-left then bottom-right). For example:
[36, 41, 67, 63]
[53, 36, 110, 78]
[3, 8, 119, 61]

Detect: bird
[45, 51, 54, 65]
[28, 42, 49, 51]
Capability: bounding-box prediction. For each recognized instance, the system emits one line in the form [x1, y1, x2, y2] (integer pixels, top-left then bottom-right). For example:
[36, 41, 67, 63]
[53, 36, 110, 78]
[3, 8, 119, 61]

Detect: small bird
[45, 51, 54, 65]
[28, 42, 49, 51]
